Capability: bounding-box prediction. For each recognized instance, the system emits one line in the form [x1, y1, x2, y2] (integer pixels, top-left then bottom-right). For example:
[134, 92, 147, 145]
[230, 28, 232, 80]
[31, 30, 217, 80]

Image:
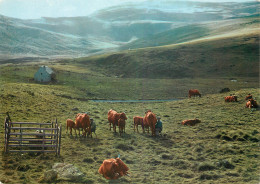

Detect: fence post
[19, 123, 22, 153]
[55, 119, 58, 156]
[58, 124, 62, 156]
[42, 129, 45, 154]
[4, 117, 8, 153]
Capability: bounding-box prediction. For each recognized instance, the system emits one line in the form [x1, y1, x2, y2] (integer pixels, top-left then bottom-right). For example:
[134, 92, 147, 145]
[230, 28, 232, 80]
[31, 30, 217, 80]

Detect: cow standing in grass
[144, 110, 157, 136]
[66, 119, 75, 136]
[118, 118, 126, 136]
[75, 113, 91, 137]
[133, 116, 150, 133]
[107, 109, 127, 133]
[133, 116, 143, 132]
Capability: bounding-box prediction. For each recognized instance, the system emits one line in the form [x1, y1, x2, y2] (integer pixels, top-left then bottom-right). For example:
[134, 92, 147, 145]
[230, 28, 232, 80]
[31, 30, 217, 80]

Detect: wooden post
[58, 124, 62, 156]
[19, 123, 22, 153]
[4, 117, 8, 153]
[55, 119, 58, 155]
[42, 129, 45, 154]
[51, 121, 54, 143]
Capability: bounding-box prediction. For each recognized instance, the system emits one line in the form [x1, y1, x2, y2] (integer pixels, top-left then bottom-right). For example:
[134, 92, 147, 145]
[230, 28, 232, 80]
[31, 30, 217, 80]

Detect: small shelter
[34, 66, 55, 83]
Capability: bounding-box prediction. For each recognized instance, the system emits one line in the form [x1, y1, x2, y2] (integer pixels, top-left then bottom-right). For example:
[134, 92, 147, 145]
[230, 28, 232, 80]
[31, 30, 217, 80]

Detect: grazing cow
[189, 89, 201, 98]
[118, 118, 126, 136]
[225, 95, 237, 102]
[245, 94, 253, 101]
[66, 119, 76, 136]
[144, 110, 157, 136]
[107, 109, 127, 133]
[133, 116, 143, 132]
[98, 157, 129, 180]
[181, 118, 201, 126]
[246, 99, 258, 108]
[75, 113, 92, 137]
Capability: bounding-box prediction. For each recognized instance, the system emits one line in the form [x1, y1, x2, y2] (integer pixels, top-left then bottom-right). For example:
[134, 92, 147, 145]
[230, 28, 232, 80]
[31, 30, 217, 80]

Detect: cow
[107, 109, 127, 133]
[118, 118, 126, 136]
[246, 99, 258, 108]
[142, 118, 150, 134]
[245, 94, 253, 101]
[66, 119, 75, 136]
[98, 157, 129, 180]
[189, 89, 201, 98]
[225, 95, 237, 102]
[181, 118, 201, 126]
[144, 110, 157, 136]
[75, 113, 92, 138]
[133, 116, 143, 132]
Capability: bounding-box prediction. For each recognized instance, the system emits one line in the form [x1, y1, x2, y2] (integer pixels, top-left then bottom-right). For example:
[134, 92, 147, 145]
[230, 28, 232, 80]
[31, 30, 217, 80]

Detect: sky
[0, 0, 258, 19]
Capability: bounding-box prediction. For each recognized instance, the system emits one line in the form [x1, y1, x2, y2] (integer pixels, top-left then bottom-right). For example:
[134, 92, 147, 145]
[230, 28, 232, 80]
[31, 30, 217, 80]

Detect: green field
[0, 60, 259, 183]
[0, 24, 259, 183]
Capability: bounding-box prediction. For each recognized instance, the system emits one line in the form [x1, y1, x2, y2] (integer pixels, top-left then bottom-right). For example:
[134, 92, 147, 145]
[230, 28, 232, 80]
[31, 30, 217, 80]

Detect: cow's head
[233, 95, 238, 102]
[145, 110, 152, 114]
[115, 158, 129, 175]
[120, 112, 127, 120]
[194, 118, 201, 123]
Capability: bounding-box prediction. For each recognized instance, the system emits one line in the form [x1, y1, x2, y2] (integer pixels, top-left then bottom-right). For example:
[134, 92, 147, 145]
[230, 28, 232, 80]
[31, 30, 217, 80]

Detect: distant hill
[120, 17, 260, 50]
[0, 0, 259, 57]
[72, 28, 259, 79]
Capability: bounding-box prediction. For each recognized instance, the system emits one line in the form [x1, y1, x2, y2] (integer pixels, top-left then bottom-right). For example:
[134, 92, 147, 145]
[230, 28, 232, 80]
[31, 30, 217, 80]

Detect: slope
[72, 27, 259, 79]
[120, 17, 260, 50]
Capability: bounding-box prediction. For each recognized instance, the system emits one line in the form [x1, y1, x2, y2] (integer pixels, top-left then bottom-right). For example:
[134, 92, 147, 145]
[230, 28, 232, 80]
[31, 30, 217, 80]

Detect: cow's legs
[113, 123, 117, 132]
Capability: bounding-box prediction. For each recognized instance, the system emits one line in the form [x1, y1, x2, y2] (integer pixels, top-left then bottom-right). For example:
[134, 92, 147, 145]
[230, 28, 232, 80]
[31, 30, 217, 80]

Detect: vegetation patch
[217, 160, 235, 169]
[115, 143, 134, 151]
[198, 162, 216, 171]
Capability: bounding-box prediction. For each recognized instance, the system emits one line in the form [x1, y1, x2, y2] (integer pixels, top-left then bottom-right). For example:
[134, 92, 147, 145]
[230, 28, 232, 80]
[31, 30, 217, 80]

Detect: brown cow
[133, 116, 143, 132]
[98, 157, 129, 180]
[142, 118, 150, 134]
[66, 119, 76, 136]
[246, 99, 258, 108]
[245, 94, 253, 101]
[225, 95, 237, 102]
[144, 110, 157, 136]
[118, 118, 126, 136]
[189, 89, 201, 98]
[108, 109, 127, 133]
[75, 113, 92, 137]
[181, 118, 201, 126]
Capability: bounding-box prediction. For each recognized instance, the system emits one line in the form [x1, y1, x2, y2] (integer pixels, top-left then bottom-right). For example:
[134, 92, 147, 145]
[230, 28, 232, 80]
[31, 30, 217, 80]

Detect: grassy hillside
[120, 24, 210, 50]
[0, 78, 259, 183]
[120, 17, 259, 50]
[68, 29, 259, 79]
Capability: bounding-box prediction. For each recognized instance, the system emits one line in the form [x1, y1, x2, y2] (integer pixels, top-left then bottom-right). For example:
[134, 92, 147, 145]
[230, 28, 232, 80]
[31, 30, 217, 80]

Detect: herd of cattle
[64, 89, 258, 180]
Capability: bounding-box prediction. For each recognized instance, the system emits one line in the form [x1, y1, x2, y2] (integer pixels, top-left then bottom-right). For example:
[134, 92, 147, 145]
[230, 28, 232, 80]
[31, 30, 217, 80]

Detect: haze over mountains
[0, 0, 259, 58]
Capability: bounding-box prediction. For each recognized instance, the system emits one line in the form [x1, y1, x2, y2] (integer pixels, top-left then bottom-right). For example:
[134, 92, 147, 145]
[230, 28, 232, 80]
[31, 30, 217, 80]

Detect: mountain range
[0, 0, 259, 58]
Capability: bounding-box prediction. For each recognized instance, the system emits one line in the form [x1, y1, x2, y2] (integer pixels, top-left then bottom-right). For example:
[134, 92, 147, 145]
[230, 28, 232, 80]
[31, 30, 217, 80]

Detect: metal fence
[4, 116, 62, 155]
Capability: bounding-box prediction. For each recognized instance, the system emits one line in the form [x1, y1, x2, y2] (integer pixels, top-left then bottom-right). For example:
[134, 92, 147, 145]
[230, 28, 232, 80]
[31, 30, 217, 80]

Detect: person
[90, 118, 97, 137]
[155, 117, 162, 136]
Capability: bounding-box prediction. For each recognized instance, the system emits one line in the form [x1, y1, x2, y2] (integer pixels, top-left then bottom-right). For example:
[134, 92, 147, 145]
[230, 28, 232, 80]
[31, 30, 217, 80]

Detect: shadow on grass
[153, 135, 175, 148]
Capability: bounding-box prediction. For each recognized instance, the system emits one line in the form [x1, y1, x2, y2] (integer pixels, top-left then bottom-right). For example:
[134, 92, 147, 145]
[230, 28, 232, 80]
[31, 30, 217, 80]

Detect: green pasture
[0, 62, 259, 184]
